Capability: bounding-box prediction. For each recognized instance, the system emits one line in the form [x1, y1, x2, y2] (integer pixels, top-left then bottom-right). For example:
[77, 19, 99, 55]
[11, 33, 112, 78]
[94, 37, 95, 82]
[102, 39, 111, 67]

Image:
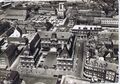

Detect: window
[89, 72, 92, 75]
[111, 75, 115, 81]
[83, 27, 87, 30]
[64, 68, 66, 71]
[62, 36, 64, 38]
[60, 4, 62, 9]
[90, 27, 92, 30]
[99, 28, 102, 30]
[81, 36, 83, 38]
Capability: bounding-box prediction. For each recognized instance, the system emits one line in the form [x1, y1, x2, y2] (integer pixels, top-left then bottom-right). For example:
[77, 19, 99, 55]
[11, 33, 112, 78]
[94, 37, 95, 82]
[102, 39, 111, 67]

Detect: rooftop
[87, 58, 118, 73]
[4, 9, 27, 20]
[38, 31, 72, 39]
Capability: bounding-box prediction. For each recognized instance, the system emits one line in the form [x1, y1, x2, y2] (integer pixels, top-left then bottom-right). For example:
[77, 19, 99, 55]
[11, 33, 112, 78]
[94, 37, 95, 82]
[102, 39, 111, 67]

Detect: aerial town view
[0, 0, 119, 84]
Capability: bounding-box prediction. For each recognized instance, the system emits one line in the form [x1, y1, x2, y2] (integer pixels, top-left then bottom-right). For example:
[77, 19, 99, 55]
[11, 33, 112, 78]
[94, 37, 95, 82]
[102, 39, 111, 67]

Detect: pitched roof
[4, 44, 17, 58]
[2, 27, 23, 37]
[5, 9, 27, 20]
[59, 44, 70, 58]
[38, 31, 72, 39]
[2, 27, 15, 37]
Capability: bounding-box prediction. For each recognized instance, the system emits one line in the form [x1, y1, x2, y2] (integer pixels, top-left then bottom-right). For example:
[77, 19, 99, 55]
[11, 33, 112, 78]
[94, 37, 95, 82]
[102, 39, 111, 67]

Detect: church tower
[57, 2, 66, 19]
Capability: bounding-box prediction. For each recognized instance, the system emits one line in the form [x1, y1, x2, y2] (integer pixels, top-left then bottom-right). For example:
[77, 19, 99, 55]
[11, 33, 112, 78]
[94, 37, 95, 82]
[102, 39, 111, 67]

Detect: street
[74, 39, 86, 78]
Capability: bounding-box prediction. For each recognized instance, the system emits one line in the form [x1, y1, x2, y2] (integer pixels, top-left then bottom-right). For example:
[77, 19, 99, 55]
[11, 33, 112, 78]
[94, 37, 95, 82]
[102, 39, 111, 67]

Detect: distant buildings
[78, 10, 105, 17]
[4, 8, 27, 21]
[38, 5, 55, 16]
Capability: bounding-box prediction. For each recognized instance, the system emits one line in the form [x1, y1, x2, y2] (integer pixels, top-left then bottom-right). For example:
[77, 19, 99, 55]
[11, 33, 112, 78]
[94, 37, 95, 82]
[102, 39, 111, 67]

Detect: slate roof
[2, 26, 23, 37]
[4, 43, 17, 58]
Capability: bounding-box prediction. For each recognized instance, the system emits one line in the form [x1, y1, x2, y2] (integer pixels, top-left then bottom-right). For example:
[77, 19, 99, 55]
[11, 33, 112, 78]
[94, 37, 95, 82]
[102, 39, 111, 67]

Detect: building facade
[83, 57, 118, 82]
[19, 33, 41, 69]
[57, 3, 66, 19]
[39, 31, 73, 50]
[94, 17, 118, 27]
[71, 25, 102, 40]
[57, 44, 73, 71]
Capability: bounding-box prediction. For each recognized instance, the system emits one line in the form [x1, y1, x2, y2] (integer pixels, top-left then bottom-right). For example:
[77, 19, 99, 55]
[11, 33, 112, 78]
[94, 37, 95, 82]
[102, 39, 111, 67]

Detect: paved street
[74, 39, 86, 78]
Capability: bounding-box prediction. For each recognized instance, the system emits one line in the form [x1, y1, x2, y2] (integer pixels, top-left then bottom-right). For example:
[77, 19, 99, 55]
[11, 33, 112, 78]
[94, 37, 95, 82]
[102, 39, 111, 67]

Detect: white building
[94, 17, 118, 27]
[71, 25, 102, 39]
[57, 2, 66, 19]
